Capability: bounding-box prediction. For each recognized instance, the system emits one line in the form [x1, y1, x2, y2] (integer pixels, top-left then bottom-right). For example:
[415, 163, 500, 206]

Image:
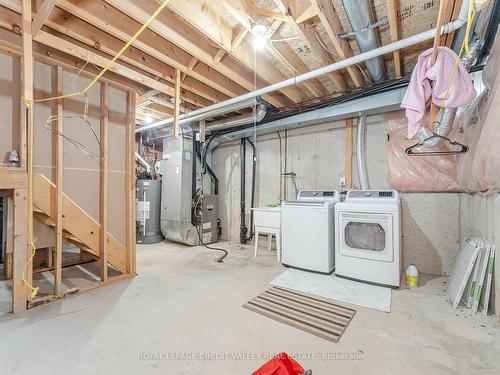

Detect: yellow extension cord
[21, 1, 171, 298]
[434, 3, 476, 124]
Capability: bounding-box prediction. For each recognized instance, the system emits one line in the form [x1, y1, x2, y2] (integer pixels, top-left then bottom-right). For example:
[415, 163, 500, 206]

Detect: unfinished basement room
[0, 0, 500, 374]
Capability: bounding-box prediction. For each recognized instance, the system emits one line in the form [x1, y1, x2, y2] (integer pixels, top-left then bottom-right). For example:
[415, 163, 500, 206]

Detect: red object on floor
[252, 352, 305, 375]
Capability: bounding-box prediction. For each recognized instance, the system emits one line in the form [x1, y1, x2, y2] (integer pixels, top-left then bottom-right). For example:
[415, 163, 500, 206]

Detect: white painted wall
[212, 112, 462, 276]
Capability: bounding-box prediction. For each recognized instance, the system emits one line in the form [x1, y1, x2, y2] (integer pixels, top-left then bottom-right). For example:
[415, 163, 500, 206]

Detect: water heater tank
[136, 179, 164, 244]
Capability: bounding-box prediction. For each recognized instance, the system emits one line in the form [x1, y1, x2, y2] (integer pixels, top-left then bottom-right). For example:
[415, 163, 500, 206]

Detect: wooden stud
[125, 91, 136, 275]
[22, 0, 34, 303]
[54, 66, 63, 296]
[174, 69, 181, 139]
[344, 118, 353, 188]
[386, 0, 403, 77]
[99, 82, 109, 282]
[12, 188, 28, 313]
[32, 0, 58, 37]
[199, 120, 206, 143]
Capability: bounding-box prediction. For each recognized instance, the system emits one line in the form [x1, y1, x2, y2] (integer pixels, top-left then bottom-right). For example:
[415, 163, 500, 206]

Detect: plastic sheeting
[385, 110, 460, 191]
[455, 33, 500, 195]
[386, 34, 500, 194]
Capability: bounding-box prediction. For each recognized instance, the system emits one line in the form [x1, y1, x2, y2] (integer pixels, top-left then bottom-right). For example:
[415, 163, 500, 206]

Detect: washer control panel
[297, 190, 338, 200]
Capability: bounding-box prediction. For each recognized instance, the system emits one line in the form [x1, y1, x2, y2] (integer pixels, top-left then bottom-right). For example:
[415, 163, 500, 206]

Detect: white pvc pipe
[136, 0, 470, 134]
[135, 152, 151, 173]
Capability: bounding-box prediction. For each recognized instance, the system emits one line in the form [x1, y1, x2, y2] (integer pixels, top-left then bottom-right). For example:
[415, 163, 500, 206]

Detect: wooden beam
[295, 5, 317, 24]
[310, 0, 364, 87]
[220, 0, 328, 98]
[99, 82, 109, 282]
[125, 91, 136, 275]
[0, 171, 28, 189]
[22, 0, 34, 303]
[386, 0, 402, 77]
[32, 0, 57, 37]
[12, 188, 28, 313]
[199, 119, 206, 143]
[174, 69, 181, 138]
[272, 0, 348, 92]
[231, 27, 248, 51]
[123, 0, 304, 104]
[54, 65, 63, 296]
[58, 0, 286, 108]
[344, 118, 353, 188]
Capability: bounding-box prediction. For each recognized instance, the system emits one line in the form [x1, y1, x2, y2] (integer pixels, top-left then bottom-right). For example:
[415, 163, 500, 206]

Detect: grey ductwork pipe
[416, 35, 481, 146]
[206, 103, 267, 132]
[356, 115, 369, 190]
[342, 0, 385, 83]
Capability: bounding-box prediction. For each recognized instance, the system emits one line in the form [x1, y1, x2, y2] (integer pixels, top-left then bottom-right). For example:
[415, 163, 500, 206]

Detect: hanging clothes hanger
[405, 133, 469, 156]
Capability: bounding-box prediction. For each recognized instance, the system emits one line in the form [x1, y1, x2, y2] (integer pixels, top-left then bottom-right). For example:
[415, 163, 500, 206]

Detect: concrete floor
[0, 241, 499, 374]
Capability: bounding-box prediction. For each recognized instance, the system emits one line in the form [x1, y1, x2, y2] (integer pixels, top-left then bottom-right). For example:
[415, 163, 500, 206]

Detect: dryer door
[339, 211, 393, 262]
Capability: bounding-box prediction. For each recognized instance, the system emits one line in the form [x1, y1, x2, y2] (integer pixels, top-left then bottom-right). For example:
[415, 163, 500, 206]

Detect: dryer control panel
[347, 190, 398, 200]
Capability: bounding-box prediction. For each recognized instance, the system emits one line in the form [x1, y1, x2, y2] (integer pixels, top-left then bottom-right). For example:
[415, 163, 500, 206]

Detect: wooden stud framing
[32, 0, 57, 37]
[125, 91, 136, 275]
[174, 69, 181, 139]
[199, 120, 206, 143]
[344, 118, 353, 188]
[99, 83, 109, 282]
[12, 188, 28, 313]
[22, 0, 34, 304]
[386, 0, 403, 77]
[54, 66, 63, 296]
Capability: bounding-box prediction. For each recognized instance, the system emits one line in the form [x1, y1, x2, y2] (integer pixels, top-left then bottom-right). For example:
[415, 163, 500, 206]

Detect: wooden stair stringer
[32, 174, 127, 273]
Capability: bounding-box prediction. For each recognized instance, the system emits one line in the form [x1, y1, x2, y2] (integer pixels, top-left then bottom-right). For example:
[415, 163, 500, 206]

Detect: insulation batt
[401, 46, 476, 139]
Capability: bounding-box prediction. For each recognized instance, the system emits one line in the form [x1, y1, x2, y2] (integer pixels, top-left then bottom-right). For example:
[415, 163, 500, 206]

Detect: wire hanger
[405, 133, 469, 156]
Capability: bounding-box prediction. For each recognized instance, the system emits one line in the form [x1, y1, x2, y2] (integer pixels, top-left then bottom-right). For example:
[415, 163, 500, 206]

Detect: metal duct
[206, 103, 267, 132]
[342, 0, 385, 82]
[356, 115, 370, 190]
[416, 35, 482, 146]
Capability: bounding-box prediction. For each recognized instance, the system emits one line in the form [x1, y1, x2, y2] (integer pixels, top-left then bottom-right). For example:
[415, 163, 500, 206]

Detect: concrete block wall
[212, 111, 463, 276]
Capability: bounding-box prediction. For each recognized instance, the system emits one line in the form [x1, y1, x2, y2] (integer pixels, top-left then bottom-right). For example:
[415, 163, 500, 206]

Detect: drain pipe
[135, 152, 151, 173]
[135, 0, 470, 134]
[356, 115, 369, 190]
[240, 138, 248, 243]
[416, 35, 481, 146]
[246, 138, 257, 241]
[342, 0, 385, 82]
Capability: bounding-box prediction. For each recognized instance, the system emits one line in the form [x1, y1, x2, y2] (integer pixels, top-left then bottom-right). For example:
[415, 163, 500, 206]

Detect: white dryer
[335, 190, 401, 287]
[281, 190, 340, 274]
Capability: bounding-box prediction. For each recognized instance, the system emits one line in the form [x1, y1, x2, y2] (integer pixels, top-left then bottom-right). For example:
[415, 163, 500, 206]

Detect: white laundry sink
[252, 207, 281, 229]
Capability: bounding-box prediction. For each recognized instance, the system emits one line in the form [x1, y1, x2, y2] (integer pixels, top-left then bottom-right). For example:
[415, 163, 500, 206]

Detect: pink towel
[401, 46, 476, 139]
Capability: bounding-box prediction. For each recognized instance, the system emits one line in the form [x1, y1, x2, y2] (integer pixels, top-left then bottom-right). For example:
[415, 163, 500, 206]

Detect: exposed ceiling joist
[272, 0, 348, 92]
[152, 0, 306, 104]
[101, 0, 291, 108]
[310, 0, 365, 87]
[386, 0, 402, 77]
[32, 0, 57, 37]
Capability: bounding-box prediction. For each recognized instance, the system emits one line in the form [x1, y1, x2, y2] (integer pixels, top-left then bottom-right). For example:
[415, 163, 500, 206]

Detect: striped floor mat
[243, 286, 356, 342]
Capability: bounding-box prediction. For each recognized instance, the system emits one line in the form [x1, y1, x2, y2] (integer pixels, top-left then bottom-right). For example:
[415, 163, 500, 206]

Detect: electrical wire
[313, 32, 372, 84]
[21, 1, 170, 298]
[22, 0, 170, 106]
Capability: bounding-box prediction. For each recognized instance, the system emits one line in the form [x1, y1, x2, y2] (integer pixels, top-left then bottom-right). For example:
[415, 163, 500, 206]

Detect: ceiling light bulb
[252, 22, 269, 49]
[144, 113, 153, 124]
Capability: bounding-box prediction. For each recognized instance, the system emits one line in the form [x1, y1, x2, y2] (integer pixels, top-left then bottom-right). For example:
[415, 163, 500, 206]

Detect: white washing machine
[281, 190, 340, 274]
[335, 190, 401, 287]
